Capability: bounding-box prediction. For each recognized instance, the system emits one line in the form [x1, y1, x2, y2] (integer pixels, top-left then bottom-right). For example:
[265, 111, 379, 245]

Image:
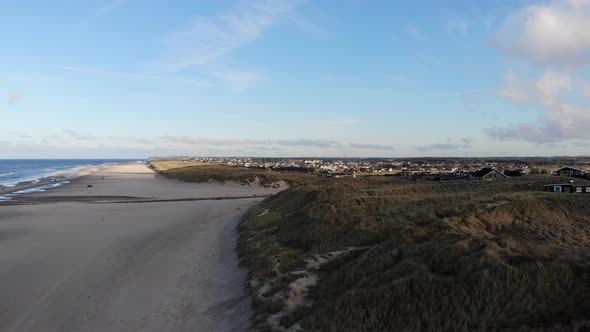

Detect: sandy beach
[0, 163, 283, 332]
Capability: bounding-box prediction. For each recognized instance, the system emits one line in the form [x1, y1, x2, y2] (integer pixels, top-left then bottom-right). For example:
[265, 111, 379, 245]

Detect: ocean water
[0, 159, 141, 187]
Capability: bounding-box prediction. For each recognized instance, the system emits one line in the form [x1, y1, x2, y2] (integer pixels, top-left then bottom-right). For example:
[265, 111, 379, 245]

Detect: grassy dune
[149, 160, 317, 186]
[149, 160, 209, 171]
[238, 176, 590, 331]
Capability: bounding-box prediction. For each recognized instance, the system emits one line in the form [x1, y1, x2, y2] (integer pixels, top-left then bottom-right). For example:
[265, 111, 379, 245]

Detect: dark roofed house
[469, 168, 509, 181]
[544, 181, 590, 194]
[556, 166, 586, 177]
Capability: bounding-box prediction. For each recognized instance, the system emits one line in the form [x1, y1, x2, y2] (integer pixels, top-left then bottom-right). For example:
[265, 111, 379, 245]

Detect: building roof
[558, 166, 585, 172]
[471, 168, 509, 178]
[471, 168, 494, 177]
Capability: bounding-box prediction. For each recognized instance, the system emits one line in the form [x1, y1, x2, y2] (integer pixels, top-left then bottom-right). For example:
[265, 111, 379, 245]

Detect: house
[556, 166, 586, 177]
[544, 181, 590, 193]
[469, 168, 510, 181]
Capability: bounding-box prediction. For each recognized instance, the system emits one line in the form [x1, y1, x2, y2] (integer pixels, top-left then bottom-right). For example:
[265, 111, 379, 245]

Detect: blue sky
[2, 0, 590, 158]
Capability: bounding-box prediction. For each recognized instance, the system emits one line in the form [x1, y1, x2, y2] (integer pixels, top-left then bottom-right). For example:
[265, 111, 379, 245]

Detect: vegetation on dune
[149, 160, 318, 186]
[238, 176, 590, 331]
[149, 160, 590, 329]
[149, 160, 209, 171]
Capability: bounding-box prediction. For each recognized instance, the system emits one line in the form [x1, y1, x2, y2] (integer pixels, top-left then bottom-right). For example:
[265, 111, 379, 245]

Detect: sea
[0, 159, 142, 193]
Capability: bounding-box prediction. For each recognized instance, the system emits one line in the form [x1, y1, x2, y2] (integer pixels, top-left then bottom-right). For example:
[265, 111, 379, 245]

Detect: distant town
[163, 156, 590, 180]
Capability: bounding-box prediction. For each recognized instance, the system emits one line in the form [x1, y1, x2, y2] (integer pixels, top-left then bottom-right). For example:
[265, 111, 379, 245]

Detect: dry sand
[0, 163, 283, 332]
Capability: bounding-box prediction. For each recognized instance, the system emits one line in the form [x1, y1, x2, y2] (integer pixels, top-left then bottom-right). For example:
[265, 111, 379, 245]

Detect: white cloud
[489, 69, 590, 143]
[489, 0, 590, 144]
[564, 0, 590, 9]
[11, 129, 394, 157]
[576, 79, 590, 98]
[496, 0, 590, 66]
[160, 136, 261, 146]
[160, 135, 394, 151]
[496, 70, 531, 103]
[349, 143, 394, 151]
[275, 138, 341, 148]
[496, 70, 573, 105]
[8, 131, 31, 139]
[63, 129, 97, 141]
[314, 117, 362, 129]
[162, 0, 301, 72]
[416, 137, 473, 151]
[535, 70, 572, 105]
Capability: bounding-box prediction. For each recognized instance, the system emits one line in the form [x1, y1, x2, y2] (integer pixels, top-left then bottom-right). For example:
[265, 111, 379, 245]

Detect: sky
[2, 0, 590, 158]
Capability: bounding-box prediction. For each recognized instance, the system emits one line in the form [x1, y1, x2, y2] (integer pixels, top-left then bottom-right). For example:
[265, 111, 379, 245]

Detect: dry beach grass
[150, 160, 317, 187]
[236, 176, 590, 331]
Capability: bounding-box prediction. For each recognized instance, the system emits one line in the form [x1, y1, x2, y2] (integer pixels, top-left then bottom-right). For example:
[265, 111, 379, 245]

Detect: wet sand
[0, 163, 282, 331]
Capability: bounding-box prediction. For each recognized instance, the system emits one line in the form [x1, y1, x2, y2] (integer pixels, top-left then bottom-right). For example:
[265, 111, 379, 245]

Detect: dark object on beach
[87, 184, 93, 188]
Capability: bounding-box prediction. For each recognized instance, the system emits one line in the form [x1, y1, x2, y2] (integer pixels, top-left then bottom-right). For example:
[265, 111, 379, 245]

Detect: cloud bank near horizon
[488, 0, 590, 144]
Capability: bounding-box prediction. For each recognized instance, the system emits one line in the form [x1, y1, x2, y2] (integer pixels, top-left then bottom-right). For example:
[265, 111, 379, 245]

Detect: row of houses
[315, 164, 590, 194]
[470, 166, 589, 181]
[544, 167, 590, 194]
[544, 181, 590, 194]
[415, 166, 590, 195]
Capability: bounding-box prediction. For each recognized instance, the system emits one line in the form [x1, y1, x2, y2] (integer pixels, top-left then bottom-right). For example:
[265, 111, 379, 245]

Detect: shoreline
[0, 162, 284, 331]
[2, 162, 287, 205]
[1, 176, 73, 196]
[0, 162, 139, 199]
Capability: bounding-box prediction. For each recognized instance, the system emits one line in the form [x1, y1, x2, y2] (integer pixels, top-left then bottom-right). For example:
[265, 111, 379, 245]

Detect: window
[586, 187, 590, 193]
[576, 187, 583, 193]
[554, 186, 562, 192]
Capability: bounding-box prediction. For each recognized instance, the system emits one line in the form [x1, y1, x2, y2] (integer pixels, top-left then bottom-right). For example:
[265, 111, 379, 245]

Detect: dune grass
[149, 160, 208, 172]
[149, 160, 318, 186]
[238, 176, 590, 331]
[148, 160, 590, 330]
